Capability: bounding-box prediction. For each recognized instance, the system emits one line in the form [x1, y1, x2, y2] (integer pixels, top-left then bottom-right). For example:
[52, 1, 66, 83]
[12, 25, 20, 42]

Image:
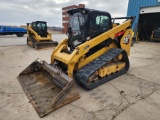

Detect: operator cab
[31, 21, 48, 37]
[67, 8, 112, 51]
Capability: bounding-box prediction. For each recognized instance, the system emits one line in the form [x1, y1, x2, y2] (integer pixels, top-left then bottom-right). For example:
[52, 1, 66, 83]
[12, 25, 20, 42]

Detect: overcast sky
[0, 0, 129, 27]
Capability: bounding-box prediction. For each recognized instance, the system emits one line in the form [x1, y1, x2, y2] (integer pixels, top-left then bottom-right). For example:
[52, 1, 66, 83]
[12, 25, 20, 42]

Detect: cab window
[96, 15, 109, 31]
[70, 12, 84, 31]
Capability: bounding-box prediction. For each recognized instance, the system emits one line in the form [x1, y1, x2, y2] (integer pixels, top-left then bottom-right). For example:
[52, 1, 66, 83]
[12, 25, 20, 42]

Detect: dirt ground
[0, 41, 160, 120]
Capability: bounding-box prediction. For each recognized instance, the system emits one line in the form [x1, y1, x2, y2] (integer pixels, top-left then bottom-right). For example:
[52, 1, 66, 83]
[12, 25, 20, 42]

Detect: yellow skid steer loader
[151, 25, 160, 41]
[26, 21, 58, 49]
[18, 8, 135, 117]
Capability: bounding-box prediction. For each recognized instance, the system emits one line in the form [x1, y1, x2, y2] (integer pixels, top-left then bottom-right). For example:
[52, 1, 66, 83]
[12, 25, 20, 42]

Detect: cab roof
[67, 8, 111, 16]
[31, 21, 47, 24]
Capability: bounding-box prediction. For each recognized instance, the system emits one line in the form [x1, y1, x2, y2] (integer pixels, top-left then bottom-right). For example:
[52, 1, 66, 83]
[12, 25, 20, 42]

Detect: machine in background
[151, 25, 160, 41]
[18, 8, 135, 117]
[26, 21, 58, 49]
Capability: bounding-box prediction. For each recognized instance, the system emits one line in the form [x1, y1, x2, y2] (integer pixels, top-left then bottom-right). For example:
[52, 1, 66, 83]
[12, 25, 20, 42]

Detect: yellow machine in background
[27, 21, 58, 49]
[151, 26, 160, 41]
[18, 8, 135, 117]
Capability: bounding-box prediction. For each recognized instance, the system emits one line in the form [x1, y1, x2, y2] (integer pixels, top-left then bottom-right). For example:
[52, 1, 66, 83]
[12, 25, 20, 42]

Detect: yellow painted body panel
[51, 19, 133, 78]
[77, 43, 117, 69]
[27, 26, 52, 42]
[99, 62, 125, 77]
[120, 29, 133, 55]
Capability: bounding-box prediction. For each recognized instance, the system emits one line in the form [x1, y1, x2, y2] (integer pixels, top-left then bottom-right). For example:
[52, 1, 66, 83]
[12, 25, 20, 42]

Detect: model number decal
[84, 45, 89, 50]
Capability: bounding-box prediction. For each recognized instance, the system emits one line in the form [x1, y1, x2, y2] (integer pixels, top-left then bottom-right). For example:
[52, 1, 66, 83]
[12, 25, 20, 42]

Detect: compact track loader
[26, 21, 58, 49]
[18, 8, 135, 117]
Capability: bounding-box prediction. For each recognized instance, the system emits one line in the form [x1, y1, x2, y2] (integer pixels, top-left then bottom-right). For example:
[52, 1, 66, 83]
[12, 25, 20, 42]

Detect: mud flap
[17, 59, 80, 117]
[34, 41, 58, 49]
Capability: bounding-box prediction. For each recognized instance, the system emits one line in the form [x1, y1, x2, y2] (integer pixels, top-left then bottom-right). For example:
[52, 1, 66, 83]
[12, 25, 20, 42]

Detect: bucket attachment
[17, 59, 80, 117]
[34, 41, 58, 49]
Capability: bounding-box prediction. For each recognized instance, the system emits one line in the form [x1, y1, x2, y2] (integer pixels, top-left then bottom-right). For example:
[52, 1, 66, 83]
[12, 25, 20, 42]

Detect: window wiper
[78, 15, 83, 34]
[98, 16, 101, 33]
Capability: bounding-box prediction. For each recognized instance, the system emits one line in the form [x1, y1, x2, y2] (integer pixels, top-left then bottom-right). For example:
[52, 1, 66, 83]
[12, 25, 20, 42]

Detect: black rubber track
[27, 36, 37, 48]
[28, 35, 58, 49]
[75, 48, 129, 90]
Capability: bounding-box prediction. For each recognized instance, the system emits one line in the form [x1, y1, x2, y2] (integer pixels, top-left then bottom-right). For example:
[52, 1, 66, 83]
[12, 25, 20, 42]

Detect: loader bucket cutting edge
[17, 59, 80, 117]
[35, 41, 58, 49]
